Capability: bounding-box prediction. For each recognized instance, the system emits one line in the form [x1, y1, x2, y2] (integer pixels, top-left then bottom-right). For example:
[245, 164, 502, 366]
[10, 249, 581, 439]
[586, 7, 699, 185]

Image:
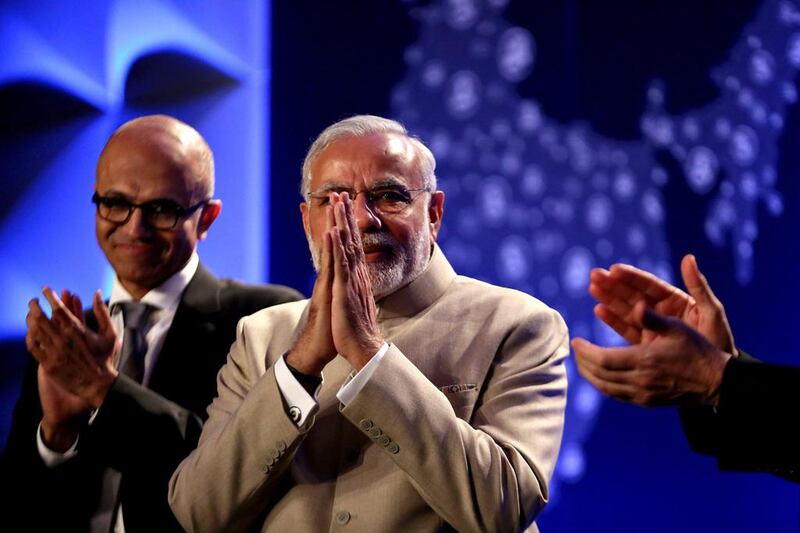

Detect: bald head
[99, 115, 214, 202]
[94, 114, 222, 299]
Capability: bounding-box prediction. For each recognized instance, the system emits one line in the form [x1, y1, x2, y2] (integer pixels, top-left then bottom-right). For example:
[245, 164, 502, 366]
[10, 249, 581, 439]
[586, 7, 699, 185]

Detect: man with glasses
[3, 115, 301, 532]
[169, 115, 569, 533]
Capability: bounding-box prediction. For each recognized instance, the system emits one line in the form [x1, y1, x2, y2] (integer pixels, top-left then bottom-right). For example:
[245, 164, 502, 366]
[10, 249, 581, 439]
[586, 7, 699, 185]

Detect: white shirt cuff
[274, 355, 320, 427]
[337, 342, 389, 406]
[36, 422, 78, 467]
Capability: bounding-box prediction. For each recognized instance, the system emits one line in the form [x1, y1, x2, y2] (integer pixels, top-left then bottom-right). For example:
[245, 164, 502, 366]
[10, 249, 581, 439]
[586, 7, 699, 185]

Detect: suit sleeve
[2, 356, 101, 530]
[340, 306, 569, 532]
[168, 316, 311, 533]
[679, 353, 800, 481]
[77, 376, 203, 471]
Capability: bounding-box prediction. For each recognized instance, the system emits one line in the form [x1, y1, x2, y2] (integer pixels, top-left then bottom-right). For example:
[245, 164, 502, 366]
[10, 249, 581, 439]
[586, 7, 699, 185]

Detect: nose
[120, 207, 153, 238]
[352, 193, 382, 232]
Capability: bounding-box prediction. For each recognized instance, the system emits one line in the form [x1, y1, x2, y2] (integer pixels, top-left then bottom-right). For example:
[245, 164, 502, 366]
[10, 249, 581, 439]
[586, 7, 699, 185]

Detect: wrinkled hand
[590, 254, 736, 354]
[286, 202, 337, 376]
[573, 301, 732, 407]
[328, 192, 383, 370]
[26, 288, 120, 410]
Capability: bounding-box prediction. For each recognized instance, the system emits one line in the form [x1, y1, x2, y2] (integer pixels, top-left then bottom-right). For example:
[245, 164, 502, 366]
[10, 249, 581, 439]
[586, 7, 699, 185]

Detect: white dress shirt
[274, 342, 390, 426]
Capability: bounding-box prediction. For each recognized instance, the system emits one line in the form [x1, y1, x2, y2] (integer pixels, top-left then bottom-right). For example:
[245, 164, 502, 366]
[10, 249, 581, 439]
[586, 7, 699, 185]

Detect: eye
[372, 189, 411, 203]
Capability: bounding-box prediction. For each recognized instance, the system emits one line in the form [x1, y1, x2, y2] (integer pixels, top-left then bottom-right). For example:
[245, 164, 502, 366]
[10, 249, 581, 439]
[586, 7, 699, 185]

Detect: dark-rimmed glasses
[92, 192, 209, 230]
[308, 186, 430, 215]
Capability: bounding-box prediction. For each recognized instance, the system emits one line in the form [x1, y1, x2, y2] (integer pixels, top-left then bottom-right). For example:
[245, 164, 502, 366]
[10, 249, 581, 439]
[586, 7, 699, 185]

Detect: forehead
[96, 132, 196, 202]
[309, 132, 423, 191]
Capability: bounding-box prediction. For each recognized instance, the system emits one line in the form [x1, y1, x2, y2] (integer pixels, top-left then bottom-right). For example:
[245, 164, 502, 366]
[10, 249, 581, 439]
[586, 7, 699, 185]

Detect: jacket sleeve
[340, 307, 569, 532]
[679, 352, 800, 481]
[168, 315, 311, 533]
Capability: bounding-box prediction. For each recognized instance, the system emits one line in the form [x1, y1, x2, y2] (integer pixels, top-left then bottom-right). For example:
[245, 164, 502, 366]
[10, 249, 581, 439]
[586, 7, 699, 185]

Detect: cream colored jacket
[169, 245, 569, 533]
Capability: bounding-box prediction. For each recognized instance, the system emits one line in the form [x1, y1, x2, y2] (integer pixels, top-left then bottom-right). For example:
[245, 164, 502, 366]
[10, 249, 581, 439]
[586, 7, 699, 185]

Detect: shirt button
[289, 406, 302, 422]
[335, 510, 351, 525]
[359, 419, 373, 430]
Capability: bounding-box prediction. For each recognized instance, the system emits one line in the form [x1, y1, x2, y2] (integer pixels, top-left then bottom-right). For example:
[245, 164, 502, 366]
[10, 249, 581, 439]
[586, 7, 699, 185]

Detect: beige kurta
[169, 245, 569, 533]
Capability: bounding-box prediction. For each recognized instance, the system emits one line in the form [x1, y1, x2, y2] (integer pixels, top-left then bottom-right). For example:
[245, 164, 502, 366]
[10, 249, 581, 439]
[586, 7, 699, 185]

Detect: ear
[300, 201, 310, 238]
[428, 191, 445, 241]
[196, 199, 222, 241]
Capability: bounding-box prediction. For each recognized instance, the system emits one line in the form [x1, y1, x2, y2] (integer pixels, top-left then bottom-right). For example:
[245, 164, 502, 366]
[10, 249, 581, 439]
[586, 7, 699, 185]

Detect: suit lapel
[147, 264, 222, 400]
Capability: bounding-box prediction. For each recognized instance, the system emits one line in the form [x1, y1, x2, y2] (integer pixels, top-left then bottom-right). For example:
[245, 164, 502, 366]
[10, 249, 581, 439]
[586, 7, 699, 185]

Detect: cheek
[96, 220, 114, 246]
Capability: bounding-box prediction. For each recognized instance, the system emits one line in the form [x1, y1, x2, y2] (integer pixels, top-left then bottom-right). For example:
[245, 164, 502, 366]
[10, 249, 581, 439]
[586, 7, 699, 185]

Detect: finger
[326, 195, 336, 231]
[69, 292, 85, 325]
[322, 223, 334, 283]
[343, 192, 364, 257]
[577, 363, 639, 403]
[570, 337, 640, 371]
[27, 299, 59, 349]
[594, 304, 642, 344]
[680, 254, 722, 311]
[93, 291, 115, 338]
[330, 227, 349, 282]
[590, 267, 656, 314]
[589, 281, 638, 322]
[333, 194, 355, 261]
[25, 304, 54, 357]
[310, 211, 335, 303]
[42, 287, 81, 330]
[609, 263, 688, 304]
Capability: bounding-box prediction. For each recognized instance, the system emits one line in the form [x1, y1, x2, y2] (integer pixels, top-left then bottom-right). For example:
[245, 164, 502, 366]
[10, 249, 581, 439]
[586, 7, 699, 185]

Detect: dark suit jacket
[1, 264, 302, 532]
[680, 352, 800, 482]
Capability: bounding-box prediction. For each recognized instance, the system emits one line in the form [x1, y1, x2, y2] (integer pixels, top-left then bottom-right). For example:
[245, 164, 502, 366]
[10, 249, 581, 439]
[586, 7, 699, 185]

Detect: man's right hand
[285, 202, 337, 377]
[590, 254, 736, 354]
[29, 290, 103, 452]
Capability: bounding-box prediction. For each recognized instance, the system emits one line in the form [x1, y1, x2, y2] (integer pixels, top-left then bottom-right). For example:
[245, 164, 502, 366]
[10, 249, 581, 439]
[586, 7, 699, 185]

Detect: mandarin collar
[377, 243, 456, 320]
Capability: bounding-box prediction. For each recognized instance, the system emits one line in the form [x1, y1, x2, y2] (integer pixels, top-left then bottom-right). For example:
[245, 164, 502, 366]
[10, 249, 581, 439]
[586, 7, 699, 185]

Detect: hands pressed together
[26, 288, 120, 450]
[286, 192, 384, 377]
[573, 254, 735, 407]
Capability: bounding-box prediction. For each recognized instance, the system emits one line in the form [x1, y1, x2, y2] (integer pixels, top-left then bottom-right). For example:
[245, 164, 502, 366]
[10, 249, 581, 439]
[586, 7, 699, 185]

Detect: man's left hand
[328, 192, 383, 370]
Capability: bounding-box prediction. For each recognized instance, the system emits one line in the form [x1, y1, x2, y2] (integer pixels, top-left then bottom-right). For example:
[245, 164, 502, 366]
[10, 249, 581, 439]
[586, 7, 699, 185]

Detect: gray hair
[300, 115, 437, 200]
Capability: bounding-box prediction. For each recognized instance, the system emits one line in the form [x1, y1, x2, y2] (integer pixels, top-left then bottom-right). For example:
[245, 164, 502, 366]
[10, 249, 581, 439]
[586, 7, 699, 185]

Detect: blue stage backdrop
[3, 1, 800, 531]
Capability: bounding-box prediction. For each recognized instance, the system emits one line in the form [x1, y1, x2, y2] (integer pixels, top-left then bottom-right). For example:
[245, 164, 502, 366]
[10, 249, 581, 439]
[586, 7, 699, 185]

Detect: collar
[109, 252, 200, 312]
[377, 243, 456, 320]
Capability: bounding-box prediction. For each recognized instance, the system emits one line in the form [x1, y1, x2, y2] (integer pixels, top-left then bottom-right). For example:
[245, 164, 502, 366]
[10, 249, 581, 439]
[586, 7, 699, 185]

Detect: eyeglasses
[308, 186, 430, 215]
[91, 192, 209, 230]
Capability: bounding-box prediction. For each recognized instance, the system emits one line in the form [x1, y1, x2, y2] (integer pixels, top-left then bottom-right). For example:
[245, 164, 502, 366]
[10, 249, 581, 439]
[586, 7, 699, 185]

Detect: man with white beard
[168, 115, 570, 533]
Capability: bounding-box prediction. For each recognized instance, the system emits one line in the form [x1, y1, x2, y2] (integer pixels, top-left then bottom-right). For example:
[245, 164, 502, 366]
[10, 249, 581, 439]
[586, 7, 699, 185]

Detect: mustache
[360, 232, 398, 249]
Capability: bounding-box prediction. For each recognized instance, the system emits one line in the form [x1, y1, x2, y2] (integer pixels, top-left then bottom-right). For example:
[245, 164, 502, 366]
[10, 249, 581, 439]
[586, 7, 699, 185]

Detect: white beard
[306, 228, 430, 299]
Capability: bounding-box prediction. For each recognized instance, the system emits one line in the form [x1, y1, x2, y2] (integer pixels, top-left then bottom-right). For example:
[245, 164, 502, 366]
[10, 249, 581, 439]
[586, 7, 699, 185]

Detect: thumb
[681, 254, 719, 310]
